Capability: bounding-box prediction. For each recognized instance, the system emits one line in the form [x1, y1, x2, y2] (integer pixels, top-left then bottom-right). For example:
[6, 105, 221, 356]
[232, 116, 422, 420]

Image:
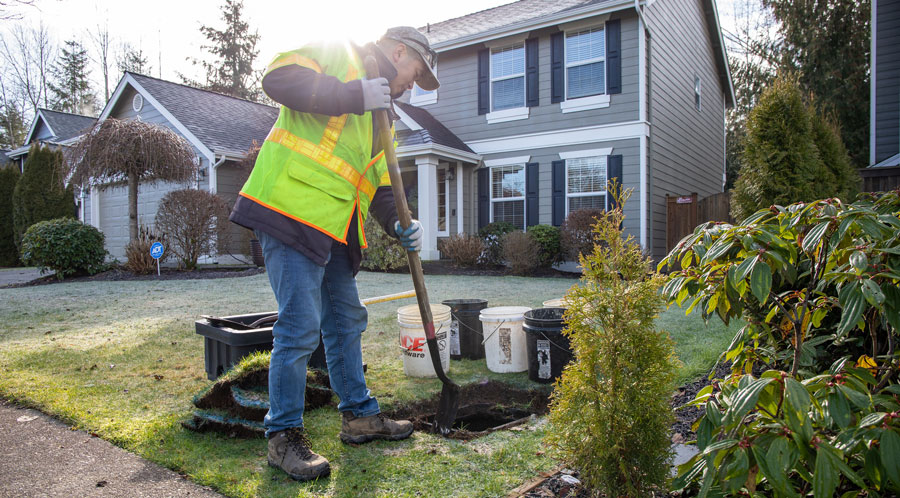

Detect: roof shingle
[38, 109, 97, 142]
[395, 102, 474, 154]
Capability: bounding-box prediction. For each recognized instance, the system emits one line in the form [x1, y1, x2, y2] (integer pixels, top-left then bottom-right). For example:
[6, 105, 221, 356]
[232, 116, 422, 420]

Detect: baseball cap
[381, 26, 440, 91]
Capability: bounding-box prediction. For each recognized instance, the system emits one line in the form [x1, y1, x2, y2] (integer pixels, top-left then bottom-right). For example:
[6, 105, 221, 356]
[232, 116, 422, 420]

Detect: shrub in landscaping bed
[0, 164, 21, 266]
[478, 221, 515, 266]
[502, 231, 540, 276]
[361, 215, 406, 271]
[560, 208, 604, 261]
[155, 188, 229, 270]
[438, 233, 483, 268]
[527, 224, 562, 267]
[12, 144, 75, 252]
[21, 218, 107, 279]
[124, 224, 168, 274]
[547, 184, 677, 496]
[661, 190, 900, 495]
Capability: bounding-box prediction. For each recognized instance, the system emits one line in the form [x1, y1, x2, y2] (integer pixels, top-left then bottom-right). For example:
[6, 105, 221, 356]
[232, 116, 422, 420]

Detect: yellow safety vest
[238, 41, 391, 248]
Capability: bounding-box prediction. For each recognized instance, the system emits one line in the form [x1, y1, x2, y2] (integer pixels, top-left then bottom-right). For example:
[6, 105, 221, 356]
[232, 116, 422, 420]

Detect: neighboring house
[402, 0, 734, 261]
[81, 72, 278, 261]
[6, 108, 97, 174]
[863, 0, 900, 191]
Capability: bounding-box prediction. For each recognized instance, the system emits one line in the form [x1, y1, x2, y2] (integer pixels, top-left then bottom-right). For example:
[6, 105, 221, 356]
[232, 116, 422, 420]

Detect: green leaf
[726, 377, 773, 425]
[701, 438, 738, 456]
[836, 383, 871, 411]
[814, 445, 840, 498]
[880, 428, 900, 487]
[861, 279, 886, 307]
[706, 398, 723, 426]
[828, 391, 851, 429]
[822, 442, 867, 489]
[850, 250, 868, 272]
[785, 378, 812, 415]
[672, 457, 705, 491]
[802, 221, 831, 253]
[837, 284, 866, 337]
[734, 255, 759, 283]
[701, 237, 734, 265]
[864, 448, 884, 488]
[753, 445, 795, 497]
[750, 263, 772, 304]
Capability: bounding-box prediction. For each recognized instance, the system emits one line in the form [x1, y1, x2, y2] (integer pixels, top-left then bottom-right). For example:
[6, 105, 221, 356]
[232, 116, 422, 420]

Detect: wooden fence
[860, 166, 900, 193]
[666, 192, 733, 253]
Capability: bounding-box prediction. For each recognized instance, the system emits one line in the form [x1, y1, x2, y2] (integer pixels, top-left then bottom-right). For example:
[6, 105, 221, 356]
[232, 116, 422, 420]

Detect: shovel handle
[363, 56, 436, 339]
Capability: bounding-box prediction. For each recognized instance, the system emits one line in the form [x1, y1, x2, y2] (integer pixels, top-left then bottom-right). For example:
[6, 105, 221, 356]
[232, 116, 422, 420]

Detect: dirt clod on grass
[382, 380, 552, 440]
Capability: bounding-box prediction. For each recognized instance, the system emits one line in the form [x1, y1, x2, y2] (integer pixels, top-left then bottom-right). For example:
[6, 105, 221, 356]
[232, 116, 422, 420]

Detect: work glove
[362, 77, 391, 111]
[395, 220, 423, 252]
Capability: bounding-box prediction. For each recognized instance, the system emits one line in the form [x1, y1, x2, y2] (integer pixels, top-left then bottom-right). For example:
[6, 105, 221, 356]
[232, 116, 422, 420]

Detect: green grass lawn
[0, 271, 737, 497]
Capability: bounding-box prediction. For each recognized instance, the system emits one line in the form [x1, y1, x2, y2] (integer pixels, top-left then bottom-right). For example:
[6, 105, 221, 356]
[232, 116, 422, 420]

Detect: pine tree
[49, 39, 98, 115]
[183, 0, 261, 101]
[11, 144, 74, 251]
[117, 42, 151, 75]
[0, 164, 22, 266]
[764, 0, 870, 167]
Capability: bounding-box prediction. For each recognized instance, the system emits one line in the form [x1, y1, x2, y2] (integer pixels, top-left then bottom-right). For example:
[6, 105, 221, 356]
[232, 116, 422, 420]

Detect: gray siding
[423, 11, 641, 143]
[32, 119, 53, 141]
[217, 161, 252, 256]
[92, 85, 210, 260]
[875, 0, 900, 163]
[645, 0, 727, 260]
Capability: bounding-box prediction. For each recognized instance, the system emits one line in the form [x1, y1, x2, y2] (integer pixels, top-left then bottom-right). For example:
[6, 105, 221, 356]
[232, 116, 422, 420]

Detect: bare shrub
[438, 233, 484, 268]
[155, 189, 228, 270]
[502, 230, 540, 276]
[124, 224, 167, 274]
[560, 208, 604, 260]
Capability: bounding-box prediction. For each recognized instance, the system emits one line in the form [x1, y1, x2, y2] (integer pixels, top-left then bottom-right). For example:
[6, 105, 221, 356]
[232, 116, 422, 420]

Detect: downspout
[635, 0, 653, 254]
[209, 154, 226, 194]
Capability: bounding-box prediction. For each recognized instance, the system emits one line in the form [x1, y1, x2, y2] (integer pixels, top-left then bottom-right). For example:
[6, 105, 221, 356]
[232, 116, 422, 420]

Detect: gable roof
[35, 109, 97, 143]
[394, 102, 480, 163]
[101, 72, 279, 160]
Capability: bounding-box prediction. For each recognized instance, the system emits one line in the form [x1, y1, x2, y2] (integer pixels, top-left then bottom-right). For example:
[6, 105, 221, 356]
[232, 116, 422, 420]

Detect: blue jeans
[256, 230, 380, 436]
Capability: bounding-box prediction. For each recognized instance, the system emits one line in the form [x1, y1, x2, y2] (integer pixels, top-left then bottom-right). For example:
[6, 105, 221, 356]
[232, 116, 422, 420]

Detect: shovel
[363, 55, 460, 435]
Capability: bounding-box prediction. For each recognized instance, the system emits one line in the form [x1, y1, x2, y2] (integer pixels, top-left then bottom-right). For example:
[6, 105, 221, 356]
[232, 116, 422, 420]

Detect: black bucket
[523, 307, 573, 383]
[441, 299, 489, 360]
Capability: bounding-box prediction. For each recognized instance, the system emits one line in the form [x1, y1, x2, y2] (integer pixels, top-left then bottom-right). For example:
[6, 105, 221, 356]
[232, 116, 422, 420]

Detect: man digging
[229, 27, 439, 481]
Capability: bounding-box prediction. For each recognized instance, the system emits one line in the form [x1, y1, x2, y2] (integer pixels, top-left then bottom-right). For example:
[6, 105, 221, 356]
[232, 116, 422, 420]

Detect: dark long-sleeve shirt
[233, 43, 400, 274]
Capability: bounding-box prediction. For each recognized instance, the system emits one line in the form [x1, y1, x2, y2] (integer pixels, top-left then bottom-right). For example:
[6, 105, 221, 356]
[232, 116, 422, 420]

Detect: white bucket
[542, 297, 569, 308]
[397, 304, 452, 377]
[479, 306, 531, 373]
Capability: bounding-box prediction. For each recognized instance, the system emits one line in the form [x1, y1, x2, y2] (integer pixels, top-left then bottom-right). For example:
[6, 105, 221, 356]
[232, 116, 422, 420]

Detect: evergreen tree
[11, 144, 74, 252]
[183, 0, 261, 101]
[764, 0, 870, 167]
[116, 42, 151, 75]
[49, 39, 98, 115]
[0, 163, 21, 266]
[0, 102, 26, 148]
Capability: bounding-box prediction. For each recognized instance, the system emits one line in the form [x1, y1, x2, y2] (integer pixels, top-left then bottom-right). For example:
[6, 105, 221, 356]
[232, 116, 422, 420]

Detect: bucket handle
[537, 330, 571, 354]
[481, 319, 508, 345]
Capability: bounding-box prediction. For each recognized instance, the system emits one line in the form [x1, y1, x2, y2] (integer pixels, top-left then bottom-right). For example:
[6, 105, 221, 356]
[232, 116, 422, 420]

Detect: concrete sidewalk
[0, 400, 222, 498]
[0, 267, 50, 287]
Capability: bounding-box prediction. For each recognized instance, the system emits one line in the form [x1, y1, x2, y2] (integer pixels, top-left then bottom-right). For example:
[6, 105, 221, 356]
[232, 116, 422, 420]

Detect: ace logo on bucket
[401, 335, 426, 352]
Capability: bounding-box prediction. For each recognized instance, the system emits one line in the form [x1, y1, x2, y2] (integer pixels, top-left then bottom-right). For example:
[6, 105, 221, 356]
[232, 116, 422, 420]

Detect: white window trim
[694, 75, 702, 112]
[565, 155, 608, 214]
[558, 148, 612, 160]
[561, 24, 608, 113]
[560, 94, 610, 113]
[437, 166, 450, 237]
[487, 43, 527, 123]
[410, 63, 438, 106]
[484, 155, 531, 167]
[489, 162, 527, 230]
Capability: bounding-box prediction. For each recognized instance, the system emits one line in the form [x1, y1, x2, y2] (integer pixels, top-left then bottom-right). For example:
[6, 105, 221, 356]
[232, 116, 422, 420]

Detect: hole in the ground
[383, 380, 551, 440]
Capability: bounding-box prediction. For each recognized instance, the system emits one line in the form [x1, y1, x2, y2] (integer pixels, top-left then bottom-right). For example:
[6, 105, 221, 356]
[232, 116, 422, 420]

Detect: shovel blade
[434, 382, 460, 435]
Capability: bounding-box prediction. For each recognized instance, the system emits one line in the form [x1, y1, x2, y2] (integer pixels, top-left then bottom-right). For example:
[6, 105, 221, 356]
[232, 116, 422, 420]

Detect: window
[566, 27, 605, 99]
[491, 164, 525, 229]
[566, 156, 606, 214]
[437, 168, 448, 234]
[694, 76, 702, 111]
[491, 44, 525, 111]
[410, 64, 437, 106]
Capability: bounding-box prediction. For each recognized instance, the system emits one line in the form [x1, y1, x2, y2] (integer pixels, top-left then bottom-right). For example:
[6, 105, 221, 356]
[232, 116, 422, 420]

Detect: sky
[1, 0, 739, 104]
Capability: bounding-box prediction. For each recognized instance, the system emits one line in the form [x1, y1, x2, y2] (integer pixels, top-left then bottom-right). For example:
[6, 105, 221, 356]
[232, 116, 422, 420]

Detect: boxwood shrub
[21, 218, 107, 279]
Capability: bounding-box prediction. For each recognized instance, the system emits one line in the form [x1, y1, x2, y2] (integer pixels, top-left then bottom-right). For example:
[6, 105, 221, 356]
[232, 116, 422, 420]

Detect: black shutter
[478, 167, 490, 229]
[607, 155, 623, 211]
[526, 162, 539, 227]
[606, 19, 621, 95]
[477, 49, 490, 115]
[526, 38, 539, 107]
[552, 160, 566, 226]
[550, 32, 565, 104]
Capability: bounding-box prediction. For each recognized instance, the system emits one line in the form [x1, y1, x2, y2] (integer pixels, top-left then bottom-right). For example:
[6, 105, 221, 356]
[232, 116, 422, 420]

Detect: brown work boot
[267, 428, 330, 481]
[339, 412, 414, 444]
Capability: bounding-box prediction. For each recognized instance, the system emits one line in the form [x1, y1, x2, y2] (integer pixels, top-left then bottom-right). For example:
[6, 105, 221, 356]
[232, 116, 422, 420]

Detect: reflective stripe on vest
[266, 127, 377, 201]
[266, 53, 323, 75]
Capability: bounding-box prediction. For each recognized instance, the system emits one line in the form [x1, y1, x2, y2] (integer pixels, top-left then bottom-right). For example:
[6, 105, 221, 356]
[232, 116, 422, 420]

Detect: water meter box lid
[195, 312, 277, 381]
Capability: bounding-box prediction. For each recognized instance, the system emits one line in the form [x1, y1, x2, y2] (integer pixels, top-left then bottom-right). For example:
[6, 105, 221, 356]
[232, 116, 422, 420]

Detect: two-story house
[862, 0, 900, 192]
[397, 0, 734, 261]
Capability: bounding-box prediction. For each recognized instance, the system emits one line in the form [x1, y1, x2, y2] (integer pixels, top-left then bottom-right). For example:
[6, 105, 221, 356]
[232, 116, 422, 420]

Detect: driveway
[0, 268, 50, 286]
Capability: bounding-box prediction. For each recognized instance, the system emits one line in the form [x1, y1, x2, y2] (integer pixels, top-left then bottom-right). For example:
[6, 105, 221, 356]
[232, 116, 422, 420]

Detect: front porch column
[416, 155, 440, 260]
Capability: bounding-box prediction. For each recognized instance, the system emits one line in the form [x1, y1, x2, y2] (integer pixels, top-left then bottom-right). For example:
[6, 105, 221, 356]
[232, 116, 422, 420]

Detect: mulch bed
[2, 266, 266, 288]
[421, 260, 580, 279]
